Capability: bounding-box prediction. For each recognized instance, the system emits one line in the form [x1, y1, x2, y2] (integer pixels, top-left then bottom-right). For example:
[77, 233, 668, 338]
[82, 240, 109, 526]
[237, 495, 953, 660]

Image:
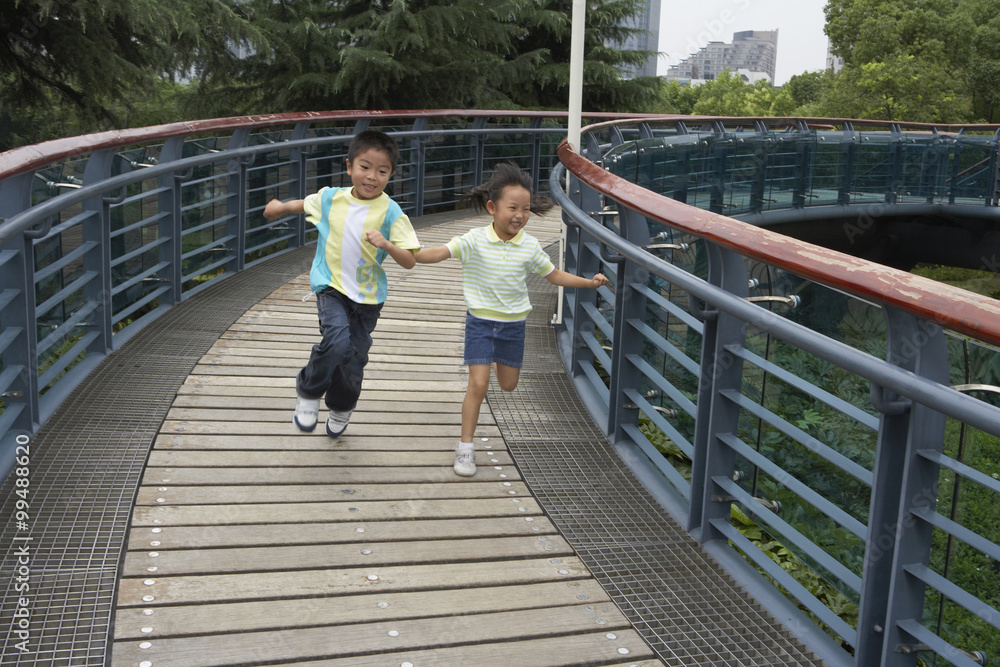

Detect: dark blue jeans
[297, 288, 383, 412]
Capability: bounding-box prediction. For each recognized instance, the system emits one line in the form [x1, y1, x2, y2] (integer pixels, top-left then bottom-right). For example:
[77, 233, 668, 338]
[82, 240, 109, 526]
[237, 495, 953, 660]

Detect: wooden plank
[126, 516, 558, 550]
[152, 434, 476, 451]
[189, 364, 464, 380]
[196, 354, 460, 371]
[158, 420, 497, 437]
[282, 634, 661, 667]
[131, 497, 540, 526]
[122, 534, 575, 576]
[171, 385, 467, 399]
[141, 466, 517, 485]
[169, 396, 467, 412]
[163, 407, 472, 425]
[145, 449, 512, 467]
[117, 556, 593, 606]
[134, 481, 529, 505]
[178, 375, 469, 391]
[110, 603, 639, 667]
[114, 580, 609, 639]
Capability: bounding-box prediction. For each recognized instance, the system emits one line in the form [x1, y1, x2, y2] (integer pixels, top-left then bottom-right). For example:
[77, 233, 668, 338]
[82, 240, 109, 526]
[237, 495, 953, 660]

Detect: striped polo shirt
[303, 187, 420, 304]
[446, 224, 555, 321]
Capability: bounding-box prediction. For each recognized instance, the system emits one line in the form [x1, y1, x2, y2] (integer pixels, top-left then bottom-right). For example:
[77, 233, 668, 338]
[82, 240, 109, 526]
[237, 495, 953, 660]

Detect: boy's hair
[468, 162, 553, 214]
[347, 129, 400, 172]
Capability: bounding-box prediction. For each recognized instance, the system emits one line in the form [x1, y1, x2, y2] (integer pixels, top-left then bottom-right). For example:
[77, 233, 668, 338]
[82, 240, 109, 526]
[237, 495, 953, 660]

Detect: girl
[416, 163, 609, 476]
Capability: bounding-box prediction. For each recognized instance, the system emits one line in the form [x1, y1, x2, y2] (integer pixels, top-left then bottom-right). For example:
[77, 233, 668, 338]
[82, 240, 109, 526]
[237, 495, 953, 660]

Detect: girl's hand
[592, 273, 610, 288]
[364, 229, 390, 249]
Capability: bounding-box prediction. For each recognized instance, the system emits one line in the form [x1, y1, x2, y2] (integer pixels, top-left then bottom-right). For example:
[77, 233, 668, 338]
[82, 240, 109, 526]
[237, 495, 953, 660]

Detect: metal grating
[484, 252, 826, 666]
[0, 249, 314, 665]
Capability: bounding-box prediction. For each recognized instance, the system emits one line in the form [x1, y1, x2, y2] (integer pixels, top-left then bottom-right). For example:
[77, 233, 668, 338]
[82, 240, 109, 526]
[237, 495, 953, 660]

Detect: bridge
[1, 111, 998, 666]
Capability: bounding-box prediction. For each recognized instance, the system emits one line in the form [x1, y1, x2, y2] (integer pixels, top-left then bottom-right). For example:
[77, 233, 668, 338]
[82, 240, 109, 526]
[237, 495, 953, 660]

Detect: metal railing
[2, 111, 1000, 666]
[552, 117, 1000, 667]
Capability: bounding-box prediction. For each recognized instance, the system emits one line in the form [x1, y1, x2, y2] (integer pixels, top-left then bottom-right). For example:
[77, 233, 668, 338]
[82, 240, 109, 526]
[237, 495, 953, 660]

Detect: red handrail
[0, 109, 662, 182]
[558, 138, 1000, 349]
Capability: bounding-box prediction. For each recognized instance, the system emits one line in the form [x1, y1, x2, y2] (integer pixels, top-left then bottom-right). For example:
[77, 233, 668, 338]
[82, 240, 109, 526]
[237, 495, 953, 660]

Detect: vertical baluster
[858, 308, 948, 666]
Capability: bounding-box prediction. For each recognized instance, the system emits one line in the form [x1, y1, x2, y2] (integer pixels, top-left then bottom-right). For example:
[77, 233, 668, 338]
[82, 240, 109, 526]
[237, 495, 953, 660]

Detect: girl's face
[486, 185, 532, 241]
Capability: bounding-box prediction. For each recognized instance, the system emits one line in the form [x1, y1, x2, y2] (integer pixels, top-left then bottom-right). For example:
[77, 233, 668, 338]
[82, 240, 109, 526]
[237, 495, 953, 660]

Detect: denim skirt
[463, 312, 526, 368]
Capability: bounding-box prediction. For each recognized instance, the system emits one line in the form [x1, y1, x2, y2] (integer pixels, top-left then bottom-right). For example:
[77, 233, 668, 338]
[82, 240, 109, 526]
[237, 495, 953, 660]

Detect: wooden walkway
[110, 212, 664, 666]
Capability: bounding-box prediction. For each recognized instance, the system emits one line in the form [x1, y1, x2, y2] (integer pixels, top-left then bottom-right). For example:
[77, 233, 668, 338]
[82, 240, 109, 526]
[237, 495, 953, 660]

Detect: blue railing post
[410, 118, 428, 217]
[887, 124, 904, 205]
[793, 121, 814, 209]
[607, 208, 653, 439]
[80, 149, 116, 355]
[857, 309, 949, 667]
[289, 122, 312, 249]
[156, 137, 186, 308]
[750, 121, 769, 214]
[839, 123, 857, 206]
[690, 243, 750, 538]
[529, 117, 543, 193]
[565, 173, 604, 381]
[225, 129, 252, 276]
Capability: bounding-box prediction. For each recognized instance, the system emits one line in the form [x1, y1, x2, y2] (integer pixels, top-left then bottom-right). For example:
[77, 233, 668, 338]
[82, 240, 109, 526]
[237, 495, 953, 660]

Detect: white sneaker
[293, 396, 320, 432]
[326, 409, 352, 438]
[453, 449, 476, 477]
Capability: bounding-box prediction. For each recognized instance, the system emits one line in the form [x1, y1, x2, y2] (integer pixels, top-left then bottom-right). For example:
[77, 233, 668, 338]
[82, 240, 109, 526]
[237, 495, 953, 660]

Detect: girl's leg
[461, 364, 492, 442]
[493, 363, 521, 392]
[455, 364, 490, 476]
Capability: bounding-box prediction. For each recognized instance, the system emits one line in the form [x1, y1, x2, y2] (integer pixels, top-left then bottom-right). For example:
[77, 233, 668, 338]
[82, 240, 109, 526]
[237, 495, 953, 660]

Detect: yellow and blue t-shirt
[303, 187, 420, 304]
[446, 224, 555, 321]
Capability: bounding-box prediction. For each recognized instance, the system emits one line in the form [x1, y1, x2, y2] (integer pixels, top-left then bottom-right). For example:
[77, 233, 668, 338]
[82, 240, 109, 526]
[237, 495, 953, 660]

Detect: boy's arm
[545, 269, 609, 289]
[414, 245, 452, 264]
[364, 229, 417, 270]
[264, 198, 305, 221]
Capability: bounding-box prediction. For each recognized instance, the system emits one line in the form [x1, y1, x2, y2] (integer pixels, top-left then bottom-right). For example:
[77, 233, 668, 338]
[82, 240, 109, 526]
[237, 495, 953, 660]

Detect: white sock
[457, 442, 473, 452]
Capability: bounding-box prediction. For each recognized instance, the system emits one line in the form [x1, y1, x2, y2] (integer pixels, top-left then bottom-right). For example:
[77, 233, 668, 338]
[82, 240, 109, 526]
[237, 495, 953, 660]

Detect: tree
[820, 0, 976, 123]
[187, 0, 663, 116]
[0, 0, 265, 148]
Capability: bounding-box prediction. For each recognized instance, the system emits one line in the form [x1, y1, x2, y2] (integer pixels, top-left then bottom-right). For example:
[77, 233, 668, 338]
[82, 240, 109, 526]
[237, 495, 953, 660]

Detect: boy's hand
[263, 199, 284, 221]
[591, 273, 610, 288]
[364, 229, 390, 250]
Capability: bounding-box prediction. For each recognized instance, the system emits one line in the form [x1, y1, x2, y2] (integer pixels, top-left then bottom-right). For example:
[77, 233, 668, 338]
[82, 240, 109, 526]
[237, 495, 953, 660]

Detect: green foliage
[0, 0, 664, 147]
[0, 0, 266, 148]
[730, 505, 860, 640]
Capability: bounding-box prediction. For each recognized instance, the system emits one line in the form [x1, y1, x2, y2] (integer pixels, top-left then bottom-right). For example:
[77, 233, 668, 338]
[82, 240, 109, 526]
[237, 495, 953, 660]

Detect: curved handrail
[553, 124, 1000, 667]
[0, 109, 666, 182]
[557, 139, 1000, 348]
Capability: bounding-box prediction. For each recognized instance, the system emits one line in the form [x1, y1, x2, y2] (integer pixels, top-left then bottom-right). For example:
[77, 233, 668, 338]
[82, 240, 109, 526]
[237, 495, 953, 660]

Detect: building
[826, 39, 844, 73]
[665, 30, 777, 84]
[613, 0, 662, 78]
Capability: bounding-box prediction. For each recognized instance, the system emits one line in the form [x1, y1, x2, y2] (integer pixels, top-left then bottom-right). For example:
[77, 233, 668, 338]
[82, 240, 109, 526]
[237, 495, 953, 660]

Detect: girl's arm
[414, 245, 452, 264]
[364, 230, 417, 270]
[545, 270, 609, 289]
[264, 198, 304, 221]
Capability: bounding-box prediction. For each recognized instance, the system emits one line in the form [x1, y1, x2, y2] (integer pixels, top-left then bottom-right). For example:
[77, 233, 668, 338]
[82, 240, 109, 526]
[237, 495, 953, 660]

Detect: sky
[656, 0, 830, 85]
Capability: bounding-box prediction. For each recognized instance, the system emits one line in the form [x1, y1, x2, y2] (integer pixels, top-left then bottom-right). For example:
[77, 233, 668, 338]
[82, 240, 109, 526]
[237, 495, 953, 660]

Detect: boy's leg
[294, 290, 353, 431]
[324, 299, 382, 436]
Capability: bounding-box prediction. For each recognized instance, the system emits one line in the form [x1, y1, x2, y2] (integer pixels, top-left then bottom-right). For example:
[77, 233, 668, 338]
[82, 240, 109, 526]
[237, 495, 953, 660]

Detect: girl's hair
[467, 162, 553, 214]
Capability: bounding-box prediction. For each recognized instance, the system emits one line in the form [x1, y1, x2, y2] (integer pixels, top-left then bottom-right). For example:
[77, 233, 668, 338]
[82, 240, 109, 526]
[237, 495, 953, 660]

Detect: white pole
[555, 0, 586, 325]
[567, 0, 585, 155]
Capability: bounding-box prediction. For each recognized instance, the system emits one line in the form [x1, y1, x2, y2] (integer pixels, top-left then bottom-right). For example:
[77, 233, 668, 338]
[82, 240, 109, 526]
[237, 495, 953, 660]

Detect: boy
[264, 129, 420, 437]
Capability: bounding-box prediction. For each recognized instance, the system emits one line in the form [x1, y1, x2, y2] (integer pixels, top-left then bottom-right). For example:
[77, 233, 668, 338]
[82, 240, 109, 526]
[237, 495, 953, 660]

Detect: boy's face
[346, 148, 394, 200]
[486, 185, 532, 241]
